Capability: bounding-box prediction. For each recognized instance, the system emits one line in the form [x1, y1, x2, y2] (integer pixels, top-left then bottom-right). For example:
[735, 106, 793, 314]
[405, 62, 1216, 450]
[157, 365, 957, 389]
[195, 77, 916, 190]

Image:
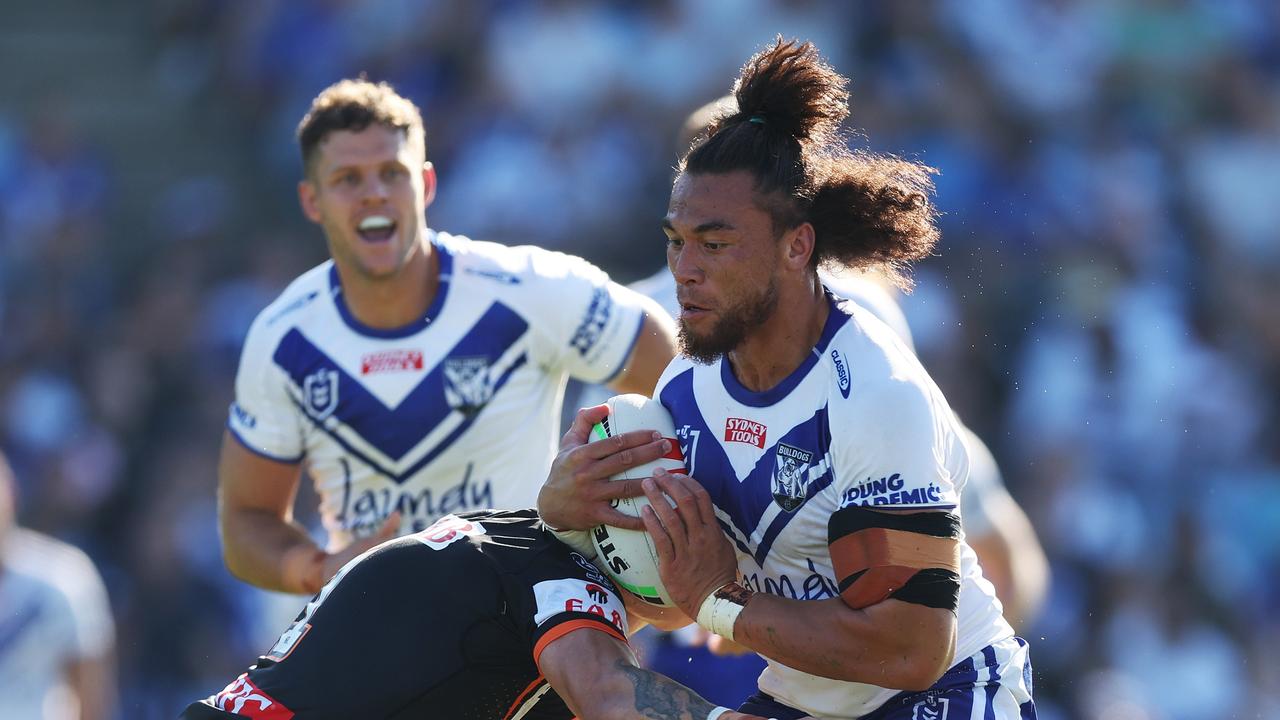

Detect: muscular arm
[642, 471, 957, 691]
[733, 595, 954, 690]
[217, 431, 317, 593]
[540, 628, 766, 720]
[606, 300, 678, 396]
[66, 651, 115, 720]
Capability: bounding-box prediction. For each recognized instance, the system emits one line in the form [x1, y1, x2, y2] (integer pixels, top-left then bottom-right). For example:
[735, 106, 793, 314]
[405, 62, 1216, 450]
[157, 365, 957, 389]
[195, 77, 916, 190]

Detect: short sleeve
[521, 249, 646, 385]
[831, 377, 965, 512]
[525, 551, 630, 668]
[226, 317, 305, 463]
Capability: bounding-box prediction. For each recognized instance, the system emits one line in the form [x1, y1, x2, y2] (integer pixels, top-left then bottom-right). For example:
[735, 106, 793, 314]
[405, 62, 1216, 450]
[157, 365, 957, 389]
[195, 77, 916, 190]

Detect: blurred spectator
[0, 451, 116, 720]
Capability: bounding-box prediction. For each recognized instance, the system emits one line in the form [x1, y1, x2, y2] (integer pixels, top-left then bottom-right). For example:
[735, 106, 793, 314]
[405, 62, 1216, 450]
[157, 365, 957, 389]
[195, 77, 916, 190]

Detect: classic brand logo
[771, 443, 814, 512]
[361, 349, 424, 375]
[831, 349, 851, 398]
[302, 369, 339, 420]
[724, 417, 767, 448]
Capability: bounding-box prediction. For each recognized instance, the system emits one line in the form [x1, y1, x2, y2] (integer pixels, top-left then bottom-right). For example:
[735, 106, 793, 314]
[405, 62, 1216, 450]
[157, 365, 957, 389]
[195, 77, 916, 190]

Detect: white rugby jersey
[578, 267, 913, 410]
[229, 231, 646, 548]
[0, 529, 115, 720]
[655, 293, 1013, 719]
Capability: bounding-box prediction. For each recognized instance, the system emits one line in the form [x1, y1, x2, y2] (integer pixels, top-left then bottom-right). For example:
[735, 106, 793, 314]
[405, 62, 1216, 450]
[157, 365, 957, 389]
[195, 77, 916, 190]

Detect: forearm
[68, 654, 115, 720]
[732, 594, 955, 690]
[220, 507, 323, 594]
[591, 660, 766, 720]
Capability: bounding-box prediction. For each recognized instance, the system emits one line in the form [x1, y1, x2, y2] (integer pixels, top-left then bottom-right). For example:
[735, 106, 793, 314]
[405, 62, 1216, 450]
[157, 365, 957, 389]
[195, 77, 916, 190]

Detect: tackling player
[542, 39, 1036, 719]
[218, 78, 676, 595]
[180, 509, 773, 720]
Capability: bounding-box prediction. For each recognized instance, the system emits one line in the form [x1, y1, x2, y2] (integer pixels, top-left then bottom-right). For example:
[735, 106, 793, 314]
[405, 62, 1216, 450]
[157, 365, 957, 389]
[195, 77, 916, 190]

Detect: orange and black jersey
[179, 510, 628, 720]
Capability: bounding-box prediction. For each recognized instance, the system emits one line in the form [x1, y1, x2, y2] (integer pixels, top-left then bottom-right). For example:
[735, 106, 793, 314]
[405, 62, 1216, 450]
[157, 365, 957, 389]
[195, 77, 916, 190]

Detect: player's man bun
[680, 37, 941, 289]
[720, 37, 849, 143]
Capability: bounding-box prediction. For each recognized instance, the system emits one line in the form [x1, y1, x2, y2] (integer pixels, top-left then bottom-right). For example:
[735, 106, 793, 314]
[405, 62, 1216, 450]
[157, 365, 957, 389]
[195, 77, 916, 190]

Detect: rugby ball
[589, 394, 687, 607]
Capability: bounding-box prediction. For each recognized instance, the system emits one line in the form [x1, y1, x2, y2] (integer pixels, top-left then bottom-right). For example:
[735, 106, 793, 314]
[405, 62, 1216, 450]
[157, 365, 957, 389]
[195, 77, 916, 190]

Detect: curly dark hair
[680, 38, 940, 288]
[296, 78, 426, 178]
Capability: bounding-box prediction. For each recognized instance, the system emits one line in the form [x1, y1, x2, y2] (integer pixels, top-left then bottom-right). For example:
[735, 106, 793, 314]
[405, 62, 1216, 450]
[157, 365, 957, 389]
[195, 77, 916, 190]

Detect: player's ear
[298, 179, 322, 224]
[422, 162, 437, 208]
[782, 222, 816, 271]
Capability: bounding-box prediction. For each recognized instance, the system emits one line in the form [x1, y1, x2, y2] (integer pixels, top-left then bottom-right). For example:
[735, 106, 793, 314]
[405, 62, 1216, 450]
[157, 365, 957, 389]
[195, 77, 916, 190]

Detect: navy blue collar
[720, 292, 848, 407]
[329, 231, 453, 339]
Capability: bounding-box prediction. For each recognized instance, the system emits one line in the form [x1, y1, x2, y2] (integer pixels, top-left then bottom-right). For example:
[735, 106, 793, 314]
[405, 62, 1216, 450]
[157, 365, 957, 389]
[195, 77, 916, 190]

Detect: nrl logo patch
[302, 369, 339, 420]
[444, 356, 494, 417]
[771, 443, 813, 512]
[911, 696, 949, 720]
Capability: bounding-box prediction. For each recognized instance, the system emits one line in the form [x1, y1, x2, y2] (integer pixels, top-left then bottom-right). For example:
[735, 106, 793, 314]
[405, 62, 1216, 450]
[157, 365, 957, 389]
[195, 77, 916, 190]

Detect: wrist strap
[706, 707, 731, 720]
[549, 526, 598, 561]
[696, 582, 753, 641]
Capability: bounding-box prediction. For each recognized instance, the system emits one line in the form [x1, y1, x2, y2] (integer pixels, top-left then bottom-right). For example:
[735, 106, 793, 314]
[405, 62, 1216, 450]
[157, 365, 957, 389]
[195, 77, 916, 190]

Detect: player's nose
[669, 246, 703, 285]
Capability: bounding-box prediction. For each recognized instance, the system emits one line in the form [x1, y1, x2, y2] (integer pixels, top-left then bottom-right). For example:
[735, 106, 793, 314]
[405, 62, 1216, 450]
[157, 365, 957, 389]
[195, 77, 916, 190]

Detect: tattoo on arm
[616, 660, 717, 719]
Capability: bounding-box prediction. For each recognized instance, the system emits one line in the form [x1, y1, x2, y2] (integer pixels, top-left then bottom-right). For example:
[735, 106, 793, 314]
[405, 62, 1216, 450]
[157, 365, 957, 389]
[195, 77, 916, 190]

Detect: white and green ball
[589, 394, 687, 608]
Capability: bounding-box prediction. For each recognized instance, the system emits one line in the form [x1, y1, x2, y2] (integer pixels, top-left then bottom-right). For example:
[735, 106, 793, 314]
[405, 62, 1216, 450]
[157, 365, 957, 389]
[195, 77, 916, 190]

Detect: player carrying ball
[540, 38, 1037, 720]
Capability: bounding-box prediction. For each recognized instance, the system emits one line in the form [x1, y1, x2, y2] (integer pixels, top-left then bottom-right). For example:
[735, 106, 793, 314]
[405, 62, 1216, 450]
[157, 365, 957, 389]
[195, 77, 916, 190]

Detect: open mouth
[357, 215, 397, 243]
[680, 301, 710, 320]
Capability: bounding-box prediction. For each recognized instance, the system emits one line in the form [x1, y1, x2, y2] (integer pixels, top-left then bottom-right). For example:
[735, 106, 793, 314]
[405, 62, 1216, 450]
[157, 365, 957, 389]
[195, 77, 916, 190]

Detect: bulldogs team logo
[443, 356, 494, 417]
[302, 369, 339, 420]
[771, 443, 813, 512]
[911, 695, 949, 720]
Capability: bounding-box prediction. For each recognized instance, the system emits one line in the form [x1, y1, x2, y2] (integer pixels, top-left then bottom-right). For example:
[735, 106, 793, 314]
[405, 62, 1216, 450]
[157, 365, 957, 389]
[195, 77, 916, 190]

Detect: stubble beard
[678, 274, 779, 365]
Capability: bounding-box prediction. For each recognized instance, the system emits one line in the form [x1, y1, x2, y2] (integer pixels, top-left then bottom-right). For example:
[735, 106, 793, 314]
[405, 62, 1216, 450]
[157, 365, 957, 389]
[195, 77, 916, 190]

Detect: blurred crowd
[1, 1, 1278, 718]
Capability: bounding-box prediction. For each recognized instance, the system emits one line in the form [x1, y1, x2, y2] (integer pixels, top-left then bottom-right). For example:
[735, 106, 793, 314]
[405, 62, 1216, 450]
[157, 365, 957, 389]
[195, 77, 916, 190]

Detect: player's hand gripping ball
[589, 394, 687, 607]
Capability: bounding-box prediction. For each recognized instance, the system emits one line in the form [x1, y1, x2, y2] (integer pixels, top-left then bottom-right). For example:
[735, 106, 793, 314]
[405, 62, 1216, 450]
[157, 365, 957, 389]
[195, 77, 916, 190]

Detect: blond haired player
[219, 78, 676, 595]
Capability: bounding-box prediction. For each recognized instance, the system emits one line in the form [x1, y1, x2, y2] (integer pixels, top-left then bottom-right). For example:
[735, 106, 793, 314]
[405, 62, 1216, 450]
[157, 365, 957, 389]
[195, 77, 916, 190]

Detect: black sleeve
[516, 546, 631, 668]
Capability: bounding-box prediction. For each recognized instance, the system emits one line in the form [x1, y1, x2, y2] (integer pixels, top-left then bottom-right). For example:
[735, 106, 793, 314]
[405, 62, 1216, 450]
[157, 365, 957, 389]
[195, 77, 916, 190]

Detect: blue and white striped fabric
[738, 636, 1036, 719]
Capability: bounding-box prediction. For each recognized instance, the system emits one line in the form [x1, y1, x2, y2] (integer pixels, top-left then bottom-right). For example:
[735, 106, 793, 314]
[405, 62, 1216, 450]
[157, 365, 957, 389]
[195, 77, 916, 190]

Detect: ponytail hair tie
[748, 115, 767, 125]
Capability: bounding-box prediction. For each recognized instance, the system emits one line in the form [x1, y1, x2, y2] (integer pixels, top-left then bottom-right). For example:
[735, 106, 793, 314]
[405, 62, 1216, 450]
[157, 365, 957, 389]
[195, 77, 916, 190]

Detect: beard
[678, 274, 779, 364]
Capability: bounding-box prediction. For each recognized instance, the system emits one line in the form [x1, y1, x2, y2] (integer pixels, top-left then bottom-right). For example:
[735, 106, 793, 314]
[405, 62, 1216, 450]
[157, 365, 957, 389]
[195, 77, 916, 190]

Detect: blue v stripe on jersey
[290, 353, 529, 484]
[273, 301, 529, 467]
[718, 294, 848, 407]
[660, 372, 833, 560]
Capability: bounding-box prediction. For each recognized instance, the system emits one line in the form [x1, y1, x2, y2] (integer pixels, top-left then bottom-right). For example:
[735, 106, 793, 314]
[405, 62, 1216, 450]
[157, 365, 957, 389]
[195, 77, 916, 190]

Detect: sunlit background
[1, 1, 1278, 718]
